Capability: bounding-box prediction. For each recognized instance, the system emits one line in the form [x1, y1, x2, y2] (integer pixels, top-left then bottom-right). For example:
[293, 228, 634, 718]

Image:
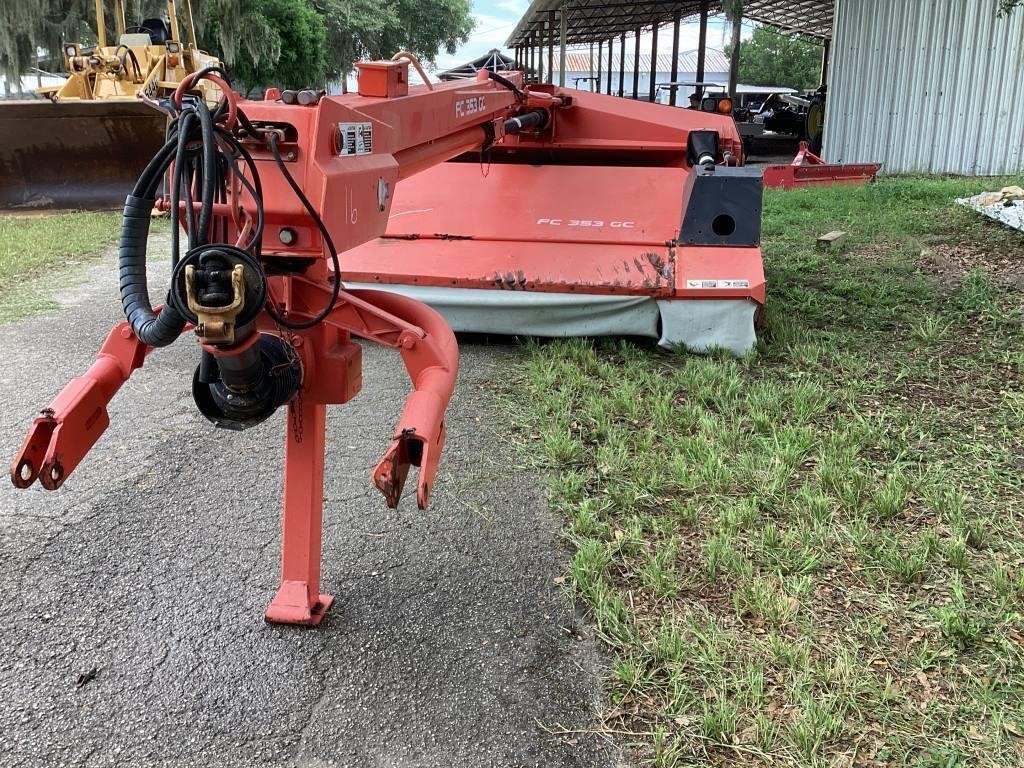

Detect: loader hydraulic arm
[10, 60, 561, 627]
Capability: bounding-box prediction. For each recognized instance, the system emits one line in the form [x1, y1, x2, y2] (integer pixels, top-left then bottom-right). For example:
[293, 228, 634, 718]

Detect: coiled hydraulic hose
[118, 71, 264, 347]
[119, 65, 341, 346]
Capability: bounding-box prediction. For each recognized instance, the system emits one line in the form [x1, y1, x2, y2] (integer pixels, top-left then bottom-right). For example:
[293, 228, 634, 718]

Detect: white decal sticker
[536, 218, 636, 228]
[455, 96, 486, 118]
[686, 279, 750, 289]
[338, 122, 373, 156]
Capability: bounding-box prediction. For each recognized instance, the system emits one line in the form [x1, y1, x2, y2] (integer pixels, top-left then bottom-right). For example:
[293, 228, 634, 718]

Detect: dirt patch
[917, 241, 1024, 290]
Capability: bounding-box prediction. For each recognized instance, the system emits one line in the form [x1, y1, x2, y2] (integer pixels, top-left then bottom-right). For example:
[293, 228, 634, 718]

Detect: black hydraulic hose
[120, 192, 186, 348]
[195, 101, 218, 245]
[504, 108, 548, 134]
[170, 110, 194, 261]
[263, 132, 341, 330]
[119, 99, 224, 348]
[487, 70, 526, 101]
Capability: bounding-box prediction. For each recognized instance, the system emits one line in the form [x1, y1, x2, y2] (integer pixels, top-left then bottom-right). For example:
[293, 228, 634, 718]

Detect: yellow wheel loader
[0, 0, 222, 210]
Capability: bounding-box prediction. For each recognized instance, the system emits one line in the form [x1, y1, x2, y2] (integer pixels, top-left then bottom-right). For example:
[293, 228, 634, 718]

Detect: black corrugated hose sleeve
[119, 193, 185, 347]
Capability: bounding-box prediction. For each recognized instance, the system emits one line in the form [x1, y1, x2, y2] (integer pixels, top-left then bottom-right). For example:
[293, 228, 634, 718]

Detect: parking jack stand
[265, 401, 335, 625]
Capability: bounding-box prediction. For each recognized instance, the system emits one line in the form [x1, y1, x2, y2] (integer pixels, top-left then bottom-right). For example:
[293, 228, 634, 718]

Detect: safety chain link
[273, 319, 305, 444]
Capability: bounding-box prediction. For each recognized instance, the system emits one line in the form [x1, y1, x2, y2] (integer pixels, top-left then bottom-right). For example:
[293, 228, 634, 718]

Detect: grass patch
[512, 177, 1024, 766]
[0, 212, 122, 322]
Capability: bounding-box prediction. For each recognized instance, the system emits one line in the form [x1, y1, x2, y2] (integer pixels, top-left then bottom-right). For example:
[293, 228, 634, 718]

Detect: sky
[427, 0, 755, 75]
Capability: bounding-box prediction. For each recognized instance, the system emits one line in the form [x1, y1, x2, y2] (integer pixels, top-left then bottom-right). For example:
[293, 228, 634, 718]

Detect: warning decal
[686, 279, 750, 289]
[338, 122, 373, 156]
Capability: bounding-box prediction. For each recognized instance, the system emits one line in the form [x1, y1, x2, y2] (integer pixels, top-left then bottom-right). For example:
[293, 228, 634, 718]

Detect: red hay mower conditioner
[10, 57, 766, 626]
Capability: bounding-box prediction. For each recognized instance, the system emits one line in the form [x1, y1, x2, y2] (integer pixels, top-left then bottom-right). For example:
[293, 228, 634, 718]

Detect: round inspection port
[712, 214, 736, 237]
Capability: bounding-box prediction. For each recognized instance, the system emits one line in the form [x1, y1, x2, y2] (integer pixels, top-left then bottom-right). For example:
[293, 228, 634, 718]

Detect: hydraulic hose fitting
[503, 108, 549, 135]
[168, 244, 300, 430]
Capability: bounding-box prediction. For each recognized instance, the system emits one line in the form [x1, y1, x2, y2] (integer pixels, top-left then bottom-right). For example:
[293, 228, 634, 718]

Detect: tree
[730, 25, 823, 91]
[313, 0, 473, 82]
[723, 0, 742, 97]
[201, 0, 326, 89]
[1000, 0, 1024, 14]
[1, 0, 472, 88]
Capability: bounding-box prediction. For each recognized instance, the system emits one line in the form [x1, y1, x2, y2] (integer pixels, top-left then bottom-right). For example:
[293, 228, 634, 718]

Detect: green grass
[512, 176, 1024, 767]
[0, 212, 122, 322]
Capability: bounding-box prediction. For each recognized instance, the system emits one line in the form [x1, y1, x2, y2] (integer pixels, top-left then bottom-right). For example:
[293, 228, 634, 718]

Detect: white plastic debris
[956, 187, 1024, 233]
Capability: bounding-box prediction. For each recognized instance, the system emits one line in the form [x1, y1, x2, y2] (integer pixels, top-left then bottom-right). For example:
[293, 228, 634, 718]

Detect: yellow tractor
[0, 0, 223, 210]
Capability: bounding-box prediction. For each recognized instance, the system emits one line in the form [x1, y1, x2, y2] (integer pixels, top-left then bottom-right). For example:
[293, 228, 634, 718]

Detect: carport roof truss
[506, 1, 835, 47]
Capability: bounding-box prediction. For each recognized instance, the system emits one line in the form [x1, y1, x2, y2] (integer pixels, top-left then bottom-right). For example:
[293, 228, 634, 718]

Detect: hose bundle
[118, 66, 264, 347]
[118, 66, 342, 345]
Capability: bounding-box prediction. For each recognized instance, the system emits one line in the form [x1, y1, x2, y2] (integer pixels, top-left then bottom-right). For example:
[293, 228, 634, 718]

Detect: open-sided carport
[505, 1, 832, 102]
[507, 0, 1024, 175]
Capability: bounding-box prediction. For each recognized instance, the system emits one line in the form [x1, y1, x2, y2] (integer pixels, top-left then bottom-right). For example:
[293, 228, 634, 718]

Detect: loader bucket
[0, 100, 166, 211]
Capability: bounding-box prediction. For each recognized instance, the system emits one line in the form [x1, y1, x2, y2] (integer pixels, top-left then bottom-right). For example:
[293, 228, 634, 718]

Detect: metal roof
[506, 1, 835, 47]
[436, 49, 519, 80]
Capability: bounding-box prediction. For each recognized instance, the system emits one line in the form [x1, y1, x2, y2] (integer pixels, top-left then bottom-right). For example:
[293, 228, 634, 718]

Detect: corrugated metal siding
[826, 0, 1024, 175]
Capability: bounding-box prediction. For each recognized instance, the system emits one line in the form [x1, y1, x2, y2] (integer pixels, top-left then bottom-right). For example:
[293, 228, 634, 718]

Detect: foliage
[202, 0, 325, 89]
[999, 0, 1024, 14]
[313, 0, 474, 81]
[721, 0, 743, 22]
[1, 0, 473, 89]
[0, 212, 123, 321]
[730, 24, 823, 91]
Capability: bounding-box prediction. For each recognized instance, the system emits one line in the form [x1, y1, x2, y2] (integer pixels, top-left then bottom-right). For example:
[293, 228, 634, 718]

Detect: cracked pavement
[0, 236, 621, 767]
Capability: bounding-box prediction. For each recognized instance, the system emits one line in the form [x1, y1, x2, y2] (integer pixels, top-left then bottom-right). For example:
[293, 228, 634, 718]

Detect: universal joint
[169, 246, 302, 430]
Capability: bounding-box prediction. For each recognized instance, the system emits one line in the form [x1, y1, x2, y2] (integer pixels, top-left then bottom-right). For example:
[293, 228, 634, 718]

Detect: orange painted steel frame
[11, 65, 752, 627]
[10, 67, 522, 626]
[763, 140, 881, 190]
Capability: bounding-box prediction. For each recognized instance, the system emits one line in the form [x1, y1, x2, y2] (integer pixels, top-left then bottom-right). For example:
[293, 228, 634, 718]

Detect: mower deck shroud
[340, 89, 765, 355]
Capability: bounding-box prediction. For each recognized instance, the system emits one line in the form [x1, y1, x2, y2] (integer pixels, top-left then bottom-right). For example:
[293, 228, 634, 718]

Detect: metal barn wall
[825, 0, 1024, 175]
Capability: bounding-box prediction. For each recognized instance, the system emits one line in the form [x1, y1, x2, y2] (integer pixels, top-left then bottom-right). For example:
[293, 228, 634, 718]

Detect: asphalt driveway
[0, 238, 620, 768]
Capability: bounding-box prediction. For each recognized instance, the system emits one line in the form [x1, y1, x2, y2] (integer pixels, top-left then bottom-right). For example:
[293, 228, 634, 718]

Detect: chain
[274, 319, 305, 444]
[479, 145, 491, 178]
[291, 391, 304, 444]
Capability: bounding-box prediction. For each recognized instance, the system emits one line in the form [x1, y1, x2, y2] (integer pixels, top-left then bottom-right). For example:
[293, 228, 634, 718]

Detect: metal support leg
[265, 400, 335, 626]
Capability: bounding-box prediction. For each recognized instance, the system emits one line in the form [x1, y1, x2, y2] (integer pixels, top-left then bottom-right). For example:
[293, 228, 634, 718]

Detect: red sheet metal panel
[382, 162, 684, 245]
[342, 162, 764, 304]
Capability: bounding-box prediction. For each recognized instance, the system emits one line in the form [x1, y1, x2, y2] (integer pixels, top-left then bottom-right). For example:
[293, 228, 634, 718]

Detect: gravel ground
[0, 235, 621, 768]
